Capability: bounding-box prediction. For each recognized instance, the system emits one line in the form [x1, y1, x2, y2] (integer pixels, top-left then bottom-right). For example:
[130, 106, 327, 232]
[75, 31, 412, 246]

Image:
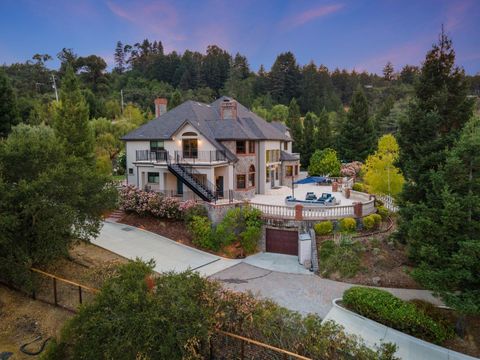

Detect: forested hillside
[1, 39, 479, 170]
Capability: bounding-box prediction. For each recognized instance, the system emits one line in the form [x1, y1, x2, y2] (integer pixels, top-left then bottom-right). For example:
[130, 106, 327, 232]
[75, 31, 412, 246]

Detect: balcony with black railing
[135, 150, 227, 164]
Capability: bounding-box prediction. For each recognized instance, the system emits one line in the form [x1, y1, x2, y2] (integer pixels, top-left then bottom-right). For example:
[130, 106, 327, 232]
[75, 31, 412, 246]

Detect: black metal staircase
[167, 161, 218, 202]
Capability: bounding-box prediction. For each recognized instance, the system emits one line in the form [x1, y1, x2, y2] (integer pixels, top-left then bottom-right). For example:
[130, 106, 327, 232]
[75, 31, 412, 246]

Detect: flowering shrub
[119, 185, 186, 219]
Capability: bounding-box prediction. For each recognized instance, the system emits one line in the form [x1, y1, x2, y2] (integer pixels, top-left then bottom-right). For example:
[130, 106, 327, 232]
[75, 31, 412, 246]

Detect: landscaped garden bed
[341, 287, 480, 358]
[316, 215, 420, 288]
[117, 185, 262, 259]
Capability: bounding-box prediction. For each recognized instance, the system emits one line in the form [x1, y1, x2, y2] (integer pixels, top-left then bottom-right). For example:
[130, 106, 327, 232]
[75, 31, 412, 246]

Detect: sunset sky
[1, 0, 479, 74]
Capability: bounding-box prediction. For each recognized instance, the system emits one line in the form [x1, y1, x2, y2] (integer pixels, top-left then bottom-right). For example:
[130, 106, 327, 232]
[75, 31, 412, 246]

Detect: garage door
[265, 228, 298, 255]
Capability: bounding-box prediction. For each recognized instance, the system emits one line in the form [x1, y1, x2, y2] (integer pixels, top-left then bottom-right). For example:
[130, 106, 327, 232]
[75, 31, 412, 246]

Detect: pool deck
[250, 184, 355, 207]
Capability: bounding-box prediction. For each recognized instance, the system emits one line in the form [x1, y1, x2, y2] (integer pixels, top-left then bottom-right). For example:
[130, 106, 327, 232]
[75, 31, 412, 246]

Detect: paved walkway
[211, 262, 442, 318]
[93, 221, 240, 276]
[243, 252, 312, 275]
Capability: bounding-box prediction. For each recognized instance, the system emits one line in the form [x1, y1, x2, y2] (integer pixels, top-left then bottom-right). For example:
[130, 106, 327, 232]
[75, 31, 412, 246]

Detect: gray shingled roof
[122, 97, 291, 148]
[280, 151, 300, 161]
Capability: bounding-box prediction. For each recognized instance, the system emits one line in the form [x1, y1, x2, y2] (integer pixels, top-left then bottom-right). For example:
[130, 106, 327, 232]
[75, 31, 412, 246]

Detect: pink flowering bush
[119, 185, 187, 219]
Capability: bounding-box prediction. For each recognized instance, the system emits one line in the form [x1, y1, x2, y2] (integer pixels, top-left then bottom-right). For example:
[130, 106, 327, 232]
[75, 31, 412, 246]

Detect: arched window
[248, 165, 255, 187]
[182, 131, 197, 137]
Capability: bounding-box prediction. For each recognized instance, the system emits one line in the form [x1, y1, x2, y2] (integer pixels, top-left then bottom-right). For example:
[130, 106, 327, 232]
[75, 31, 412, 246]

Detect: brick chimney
[220, 98, 237, 120]
[154, 98, 168, 118]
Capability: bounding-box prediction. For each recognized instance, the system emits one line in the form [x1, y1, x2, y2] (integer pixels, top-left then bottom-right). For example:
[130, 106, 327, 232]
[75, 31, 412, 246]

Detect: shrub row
[343, 287, 453, 344]
[314, 218, 357, 235]
[119, 185, 197, 219]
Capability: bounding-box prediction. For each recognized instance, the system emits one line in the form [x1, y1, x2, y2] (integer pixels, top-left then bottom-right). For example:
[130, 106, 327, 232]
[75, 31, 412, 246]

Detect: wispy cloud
[444, 0, 474, 32]
[281, 3, 344, 29]
[355, 36, 431, 73]
[106, 0, 185, 49]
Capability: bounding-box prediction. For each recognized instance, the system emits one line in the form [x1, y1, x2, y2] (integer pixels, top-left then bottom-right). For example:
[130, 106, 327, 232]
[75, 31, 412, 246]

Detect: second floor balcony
[135, 149, 228, 165]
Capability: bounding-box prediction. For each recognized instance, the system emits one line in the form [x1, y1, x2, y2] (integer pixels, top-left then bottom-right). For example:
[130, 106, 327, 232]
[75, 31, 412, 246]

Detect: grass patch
[319, 236, 364, 278]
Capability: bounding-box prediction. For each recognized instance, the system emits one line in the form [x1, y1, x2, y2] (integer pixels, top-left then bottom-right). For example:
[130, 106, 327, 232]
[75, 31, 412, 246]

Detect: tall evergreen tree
[302, 112, 317, 167]
[298, 62, 322, 114]
[114, 41, 126, 74]
[201, 45, 231, 94]
[54, 65, 94, 161]
[398, 29, 474, 204]
[400, 65, 420, 85]
[287, 98, 303, 154]
[315, 108, 332, 150]
[383, 61, 394, 81]
[407, 116, 480, 323]
[337, 86, 375, 161]
[0, 70, 19, 138]
[269, 52, 300, 104]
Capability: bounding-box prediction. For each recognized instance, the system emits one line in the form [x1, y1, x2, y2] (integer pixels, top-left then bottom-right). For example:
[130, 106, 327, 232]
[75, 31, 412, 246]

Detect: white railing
[250, 203, 296, 219]
[377, 194, 399, 212]
[251, 197, 376, 221]
[302, 205, 355, 219]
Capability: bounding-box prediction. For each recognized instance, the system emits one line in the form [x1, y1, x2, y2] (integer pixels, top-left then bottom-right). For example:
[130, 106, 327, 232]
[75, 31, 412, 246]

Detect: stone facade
[222, 140, 258, 199]
[280, 160, 299, 187]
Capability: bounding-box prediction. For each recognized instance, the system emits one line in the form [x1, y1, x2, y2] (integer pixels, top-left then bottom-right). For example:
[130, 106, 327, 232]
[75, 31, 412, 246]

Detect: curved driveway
[94, 221, 441, 319]
[211, 262, 441, 318]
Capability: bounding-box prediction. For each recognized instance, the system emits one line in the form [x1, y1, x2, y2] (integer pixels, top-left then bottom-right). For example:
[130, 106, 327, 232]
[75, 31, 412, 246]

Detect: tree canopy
[0, 125, 117, 286]
[308, 148, 341, 177]
[338, 86, 375, 161]
[364, 134, 405, 196]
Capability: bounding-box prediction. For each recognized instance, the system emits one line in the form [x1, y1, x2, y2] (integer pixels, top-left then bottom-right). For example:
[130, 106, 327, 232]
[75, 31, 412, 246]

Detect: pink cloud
[106, 0, 185, 49]
[444, 0, 474, 32]
[281, 3, 344, 29]
[355, 36, 432, 74]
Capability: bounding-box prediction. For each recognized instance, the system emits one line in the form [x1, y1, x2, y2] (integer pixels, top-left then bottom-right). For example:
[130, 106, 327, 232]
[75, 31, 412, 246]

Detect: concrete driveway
[92, 221, 240, 276]
[211, 262, 442, 318]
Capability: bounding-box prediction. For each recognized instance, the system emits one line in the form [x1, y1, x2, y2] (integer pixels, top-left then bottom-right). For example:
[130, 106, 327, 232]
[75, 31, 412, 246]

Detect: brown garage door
[265, 228, 298, 255]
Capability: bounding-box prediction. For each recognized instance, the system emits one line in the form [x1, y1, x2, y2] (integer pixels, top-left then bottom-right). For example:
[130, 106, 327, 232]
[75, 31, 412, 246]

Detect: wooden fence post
[53, 277, 58, 306]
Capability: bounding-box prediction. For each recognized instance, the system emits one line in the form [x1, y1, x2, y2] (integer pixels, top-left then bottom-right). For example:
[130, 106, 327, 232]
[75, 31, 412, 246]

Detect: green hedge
[343, 287, 453, 344]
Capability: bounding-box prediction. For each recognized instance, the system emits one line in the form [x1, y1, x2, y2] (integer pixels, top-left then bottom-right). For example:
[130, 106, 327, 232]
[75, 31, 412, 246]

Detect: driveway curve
[211, 262, 442, 318]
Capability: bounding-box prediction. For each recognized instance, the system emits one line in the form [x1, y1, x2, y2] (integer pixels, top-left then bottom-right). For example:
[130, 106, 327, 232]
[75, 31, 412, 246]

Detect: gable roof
[122, 97, 291, 147]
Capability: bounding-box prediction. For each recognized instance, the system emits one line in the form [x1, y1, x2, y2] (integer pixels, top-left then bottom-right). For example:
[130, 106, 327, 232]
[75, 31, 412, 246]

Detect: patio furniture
[305, 192, 317, 201]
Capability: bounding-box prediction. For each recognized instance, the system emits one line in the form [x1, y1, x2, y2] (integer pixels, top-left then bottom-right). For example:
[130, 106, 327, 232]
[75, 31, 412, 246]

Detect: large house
[122, 97, 300, 202]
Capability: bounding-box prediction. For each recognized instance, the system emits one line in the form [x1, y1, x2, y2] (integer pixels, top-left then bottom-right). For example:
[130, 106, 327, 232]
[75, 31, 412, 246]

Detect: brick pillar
[332, 182, 338, 192]
[295, 204, 303, 221]
[344, 188, 351, 199]
[353, 202, 363, 218]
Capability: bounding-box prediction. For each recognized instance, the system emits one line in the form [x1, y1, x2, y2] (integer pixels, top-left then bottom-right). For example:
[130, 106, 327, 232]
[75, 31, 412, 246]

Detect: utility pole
[120, 89, 124, 113]
[51, 75, 59, 102]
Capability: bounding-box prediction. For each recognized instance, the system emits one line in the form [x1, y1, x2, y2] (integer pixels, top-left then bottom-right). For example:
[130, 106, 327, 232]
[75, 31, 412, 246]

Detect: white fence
[250, 199, 376, 221]
[377, 194, 399, 212]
